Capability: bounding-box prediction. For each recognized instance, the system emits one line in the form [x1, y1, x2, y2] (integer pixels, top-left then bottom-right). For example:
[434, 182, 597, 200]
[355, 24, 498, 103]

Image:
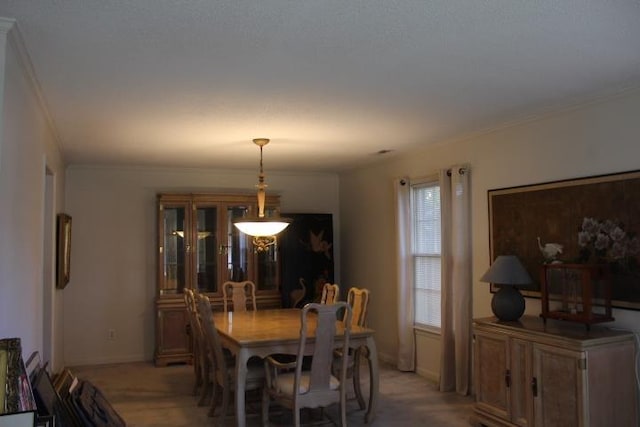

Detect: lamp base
[491, 286, 525, 321]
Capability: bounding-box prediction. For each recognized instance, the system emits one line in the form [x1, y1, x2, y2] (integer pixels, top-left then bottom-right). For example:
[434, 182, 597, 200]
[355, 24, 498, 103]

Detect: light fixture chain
[256, 140, 266, 218]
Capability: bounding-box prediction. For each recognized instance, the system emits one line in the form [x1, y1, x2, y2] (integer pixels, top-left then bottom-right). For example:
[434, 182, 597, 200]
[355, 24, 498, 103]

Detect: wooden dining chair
[262, 302, 352, 427]
[336, 287, 370, 409]
[184, 288, 210, 405]
[320, 283, 340, 304]
[196, 294, 264, 425]
[222, 280, 257, 312]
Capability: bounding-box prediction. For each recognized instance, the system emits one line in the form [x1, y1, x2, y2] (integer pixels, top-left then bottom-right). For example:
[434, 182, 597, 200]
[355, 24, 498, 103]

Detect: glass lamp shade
[233, 217, 291, 236]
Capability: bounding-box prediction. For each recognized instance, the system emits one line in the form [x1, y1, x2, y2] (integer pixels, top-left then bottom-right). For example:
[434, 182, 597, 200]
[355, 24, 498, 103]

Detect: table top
[212, 308, 374, 346]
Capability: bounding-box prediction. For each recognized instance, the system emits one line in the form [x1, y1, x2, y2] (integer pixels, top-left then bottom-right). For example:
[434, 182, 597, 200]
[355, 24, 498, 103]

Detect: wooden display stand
[540, 263, 613, 328]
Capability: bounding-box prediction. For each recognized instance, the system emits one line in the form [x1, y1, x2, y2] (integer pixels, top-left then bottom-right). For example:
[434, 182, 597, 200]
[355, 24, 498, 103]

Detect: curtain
[439, 165, 472, 395]
[394, 177, 415, 371]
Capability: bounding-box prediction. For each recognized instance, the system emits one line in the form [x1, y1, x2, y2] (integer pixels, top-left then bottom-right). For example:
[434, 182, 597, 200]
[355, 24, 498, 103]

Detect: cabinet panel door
[533, 343, 585, 427]
[474, 330, 510, 420]
[510, 338, 533, 426]
[157, 308, 190, 356]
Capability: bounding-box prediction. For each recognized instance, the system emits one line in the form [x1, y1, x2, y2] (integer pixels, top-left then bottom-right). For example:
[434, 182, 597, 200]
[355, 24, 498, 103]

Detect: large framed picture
[280, 213, 334, 308]
[488, 170, 640, 310]
[56, 213, 72, 289]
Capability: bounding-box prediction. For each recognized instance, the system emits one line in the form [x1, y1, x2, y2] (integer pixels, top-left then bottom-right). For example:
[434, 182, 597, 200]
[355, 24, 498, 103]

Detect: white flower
[578, 217, 635, 262]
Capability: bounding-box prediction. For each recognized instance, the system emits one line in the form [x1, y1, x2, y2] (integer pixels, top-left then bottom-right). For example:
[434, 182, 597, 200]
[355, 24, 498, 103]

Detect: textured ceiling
[1, 1, 639, 172]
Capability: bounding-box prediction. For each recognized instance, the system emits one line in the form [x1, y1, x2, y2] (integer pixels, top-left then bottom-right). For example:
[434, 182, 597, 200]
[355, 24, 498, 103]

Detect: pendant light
[233, 138, 291, 251]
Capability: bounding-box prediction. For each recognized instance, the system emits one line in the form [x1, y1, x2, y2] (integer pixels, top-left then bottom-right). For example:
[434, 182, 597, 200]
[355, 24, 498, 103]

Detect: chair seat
[273, 371, 340, 395]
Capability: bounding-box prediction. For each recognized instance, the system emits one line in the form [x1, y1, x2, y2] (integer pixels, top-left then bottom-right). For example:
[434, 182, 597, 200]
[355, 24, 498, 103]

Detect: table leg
[235, 349, 249, 427]
[364, 337, 379, 424]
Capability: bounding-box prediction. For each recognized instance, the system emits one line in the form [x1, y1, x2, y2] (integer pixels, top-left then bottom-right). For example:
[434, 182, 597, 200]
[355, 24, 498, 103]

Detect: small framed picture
[56, 214, 72, 289]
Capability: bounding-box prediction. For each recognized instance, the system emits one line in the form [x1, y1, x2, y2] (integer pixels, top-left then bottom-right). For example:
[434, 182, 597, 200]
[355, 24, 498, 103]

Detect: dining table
[212, 308, 379, 427]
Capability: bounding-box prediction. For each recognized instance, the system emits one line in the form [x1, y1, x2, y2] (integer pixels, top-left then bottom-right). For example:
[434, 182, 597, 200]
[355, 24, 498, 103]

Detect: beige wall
[339, 89, 640, 377]
[63, 166, 340, 365]
[0, 21, 66, 369]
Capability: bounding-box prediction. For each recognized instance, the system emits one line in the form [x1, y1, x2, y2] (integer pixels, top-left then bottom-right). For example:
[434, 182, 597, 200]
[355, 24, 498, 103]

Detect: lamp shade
[480, 255, 532, 322]
[233, 217, 291, 236]
[480, 255, 532, 286]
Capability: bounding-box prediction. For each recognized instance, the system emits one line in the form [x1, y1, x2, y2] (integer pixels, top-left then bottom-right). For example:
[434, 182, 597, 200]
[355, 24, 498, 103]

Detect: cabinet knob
[505, 369, 511, 387]
[531, 377, 538, 397]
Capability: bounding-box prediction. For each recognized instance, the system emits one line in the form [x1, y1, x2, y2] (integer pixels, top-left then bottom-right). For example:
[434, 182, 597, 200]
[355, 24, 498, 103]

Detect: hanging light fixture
[233, 138, 291, 251]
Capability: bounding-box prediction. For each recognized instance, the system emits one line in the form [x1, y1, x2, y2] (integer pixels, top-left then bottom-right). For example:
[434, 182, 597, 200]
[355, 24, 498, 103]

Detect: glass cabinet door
[194, 205, 218, 293]
[224, 205, 251, 282]
[255, 205, 281, 291]
[160, 205, 188, 295]
[256, 242, 279, 291]
[158, 193, 282, 299]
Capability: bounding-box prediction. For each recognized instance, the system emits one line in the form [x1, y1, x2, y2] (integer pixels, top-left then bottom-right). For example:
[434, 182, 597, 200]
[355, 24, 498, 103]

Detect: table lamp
[480, 255, 532, 321]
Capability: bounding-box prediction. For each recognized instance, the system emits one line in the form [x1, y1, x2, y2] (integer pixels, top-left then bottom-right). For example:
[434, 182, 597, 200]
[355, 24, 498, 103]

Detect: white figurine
[537, 236, 563, 263]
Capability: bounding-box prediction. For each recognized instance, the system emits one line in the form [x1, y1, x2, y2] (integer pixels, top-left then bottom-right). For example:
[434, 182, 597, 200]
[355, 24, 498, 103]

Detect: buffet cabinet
[473, 316, 637, 427]
[155, 192, 283, 366]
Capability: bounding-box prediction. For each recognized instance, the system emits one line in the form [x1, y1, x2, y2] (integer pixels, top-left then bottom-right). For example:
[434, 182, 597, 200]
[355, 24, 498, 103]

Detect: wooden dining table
[212, 308, 379, 427]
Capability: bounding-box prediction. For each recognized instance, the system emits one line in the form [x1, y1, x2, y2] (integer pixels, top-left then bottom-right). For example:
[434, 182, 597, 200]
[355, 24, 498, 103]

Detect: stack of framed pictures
[0, 338, 38, 426]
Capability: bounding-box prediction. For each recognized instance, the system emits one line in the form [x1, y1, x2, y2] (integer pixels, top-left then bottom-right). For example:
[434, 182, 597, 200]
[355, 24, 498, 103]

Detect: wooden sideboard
[473, 316, 637, 426]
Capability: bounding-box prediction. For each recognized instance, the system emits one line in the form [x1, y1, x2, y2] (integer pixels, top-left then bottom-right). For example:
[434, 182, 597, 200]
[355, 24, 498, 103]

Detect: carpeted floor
[70, 360, 474, 426]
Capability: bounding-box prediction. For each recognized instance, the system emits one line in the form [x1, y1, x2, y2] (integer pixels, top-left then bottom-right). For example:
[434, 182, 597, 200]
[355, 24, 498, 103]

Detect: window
[412, 179, 441, 328]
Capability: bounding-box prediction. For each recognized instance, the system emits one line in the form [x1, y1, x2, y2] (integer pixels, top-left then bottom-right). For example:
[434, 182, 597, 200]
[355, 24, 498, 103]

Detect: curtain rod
[447, 167, 468, 176]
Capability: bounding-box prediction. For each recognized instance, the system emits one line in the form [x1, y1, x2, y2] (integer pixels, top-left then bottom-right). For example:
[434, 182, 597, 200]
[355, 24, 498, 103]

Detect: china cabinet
[473, 316, 637, 426]
[155, 192, 283, 366]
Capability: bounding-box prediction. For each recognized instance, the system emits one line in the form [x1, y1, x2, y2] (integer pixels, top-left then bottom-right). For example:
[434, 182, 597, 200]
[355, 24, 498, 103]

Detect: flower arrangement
[578, 217, 640, 267]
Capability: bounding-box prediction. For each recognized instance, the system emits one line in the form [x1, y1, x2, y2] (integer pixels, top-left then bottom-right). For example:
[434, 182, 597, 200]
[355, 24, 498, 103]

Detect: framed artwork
[280, 213, 334, 307]
[488, 170, 640, 310]
[56, 214, 72, 289]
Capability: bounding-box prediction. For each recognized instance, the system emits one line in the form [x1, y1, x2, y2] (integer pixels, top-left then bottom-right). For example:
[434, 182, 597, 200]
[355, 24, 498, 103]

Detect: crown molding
[0, 17, 63, 151]
[0, 17, 15, 34]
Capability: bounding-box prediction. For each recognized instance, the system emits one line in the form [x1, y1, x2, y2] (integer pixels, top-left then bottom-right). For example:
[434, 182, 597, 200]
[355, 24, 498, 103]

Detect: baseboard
[378, 350, 439, 383]
[415, 366, 439, 383]
[376, 351, 395, 365]
[65, 354, 148, 368]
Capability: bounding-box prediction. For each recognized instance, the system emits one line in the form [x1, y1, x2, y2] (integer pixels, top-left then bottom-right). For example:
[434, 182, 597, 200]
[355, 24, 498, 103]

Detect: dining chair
[262, 302, 352, 427]
[335, 287, 370, 410]
[184, 288, 210, 404]
[320, 283, 340, 305]
[222, 280, 257, 312]
[196, 294, 264, 425]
